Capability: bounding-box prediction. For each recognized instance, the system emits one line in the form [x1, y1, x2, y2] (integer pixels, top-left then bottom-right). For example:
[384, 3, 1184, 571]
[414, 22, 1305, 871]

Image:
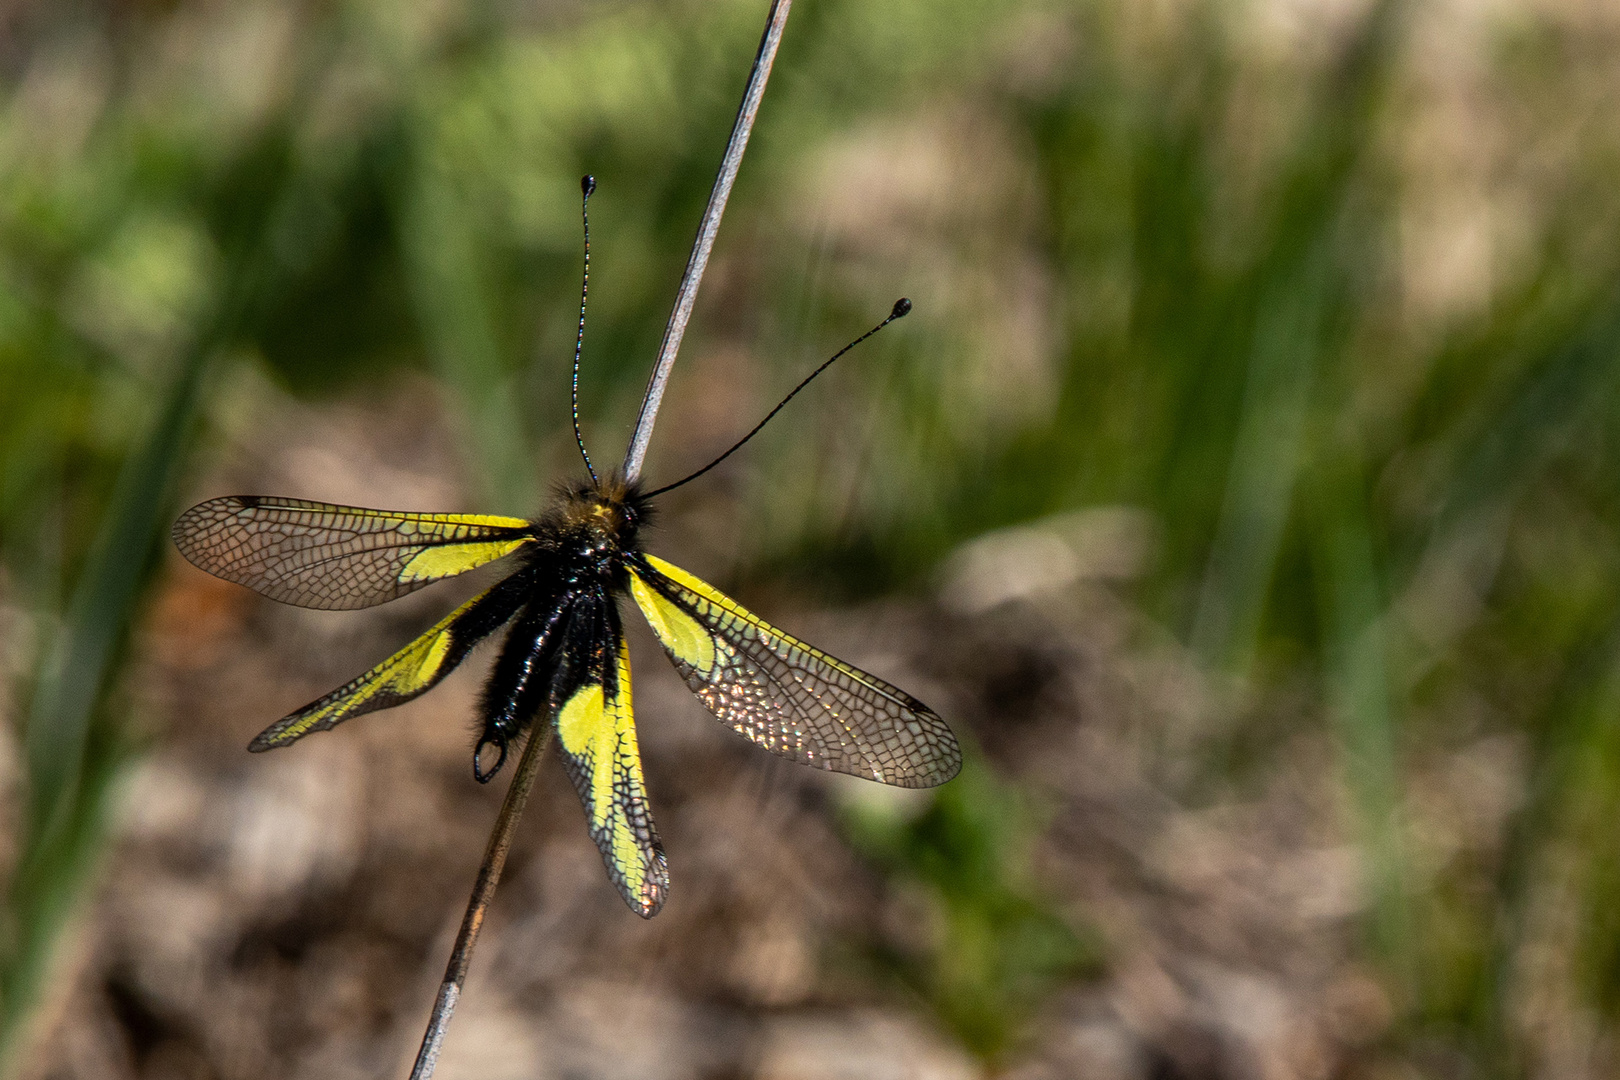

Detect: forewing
[250, 573, 531, 750]
[629, 554, 961, 788]
[552, 596, 668, 917]
[173, 496, 534, 610]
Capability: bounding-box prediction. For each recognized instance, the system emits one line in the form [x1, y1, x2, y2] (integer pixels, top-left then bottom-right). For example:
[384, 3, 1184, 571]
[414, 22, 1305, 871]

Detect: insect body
[174, 175, 957, 916]
[173, 476, 960, 916]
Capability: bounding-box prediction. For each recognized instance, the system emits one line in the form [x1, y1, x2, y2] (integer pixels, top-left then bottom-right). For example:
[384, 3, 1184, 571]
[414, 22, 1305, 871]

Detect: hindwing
[173, 496, 534, 610]
[249, 569, 534, 750]
[551, 592, 668, 917]
[628, 553, 960, 788]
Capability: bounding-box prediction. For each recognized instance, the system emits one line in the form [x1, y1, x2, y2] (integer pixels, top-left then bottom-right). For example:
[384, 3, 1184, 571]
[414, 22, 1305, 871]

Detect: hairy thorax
[534, 478, 647, 590]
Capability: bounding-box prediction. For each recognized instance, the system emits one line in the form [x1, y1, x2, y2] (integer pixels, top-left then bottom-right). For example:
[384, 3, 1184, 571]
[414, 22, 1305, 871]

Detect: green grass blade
[1, 336, 212, 1064]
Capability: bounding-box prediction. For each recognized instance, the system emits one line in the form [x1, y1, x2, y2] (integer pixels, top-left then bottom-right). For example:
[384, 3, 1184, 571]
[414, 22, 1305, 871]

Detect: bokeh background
[2, 0, 1620, 1076]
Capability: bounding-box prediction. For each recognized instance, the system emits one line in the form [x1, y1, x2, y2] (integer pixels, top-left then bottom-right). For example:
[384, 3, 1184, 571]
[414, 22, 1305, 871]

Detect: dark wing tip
[631, 849, 671, 919]
[248, 710, 308, 753]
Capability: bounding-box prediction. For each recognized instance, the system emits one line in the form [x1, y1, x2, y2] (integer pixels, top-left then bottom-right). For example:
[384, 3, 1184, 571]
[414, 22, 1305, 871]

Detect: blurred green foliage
[7, 0, 1620, 1073]
[842, 753, 1100, 1060]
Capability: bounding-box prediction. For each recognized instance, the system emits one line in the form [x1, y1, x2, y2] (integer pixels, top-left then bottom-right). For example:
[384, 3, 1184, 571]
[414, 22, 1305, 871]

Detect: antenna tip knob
[581, 174, 597, 197]
[890, 297, 912, 320]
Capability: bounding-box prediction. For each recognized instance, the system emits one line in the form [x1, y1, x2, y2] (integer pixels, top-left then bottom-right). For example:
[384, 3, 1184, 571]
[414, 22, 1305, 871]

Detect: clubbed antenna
[645, 298, 913, 498]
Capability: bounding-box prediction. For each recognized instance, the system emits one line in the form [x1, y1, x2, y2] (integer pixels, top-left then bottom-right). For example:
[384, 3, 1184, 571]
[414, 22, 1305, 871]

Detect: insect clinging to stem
[172, 175, 961, 917]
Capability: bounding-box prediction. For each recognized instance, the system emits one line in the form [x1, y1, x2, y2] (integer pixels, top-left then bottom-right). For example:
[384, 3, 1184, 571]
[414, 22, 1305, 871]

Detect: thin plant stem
[408, 728, 553, 1080]
[408, 3, 794, 1074]
[622, 0, 793, 484]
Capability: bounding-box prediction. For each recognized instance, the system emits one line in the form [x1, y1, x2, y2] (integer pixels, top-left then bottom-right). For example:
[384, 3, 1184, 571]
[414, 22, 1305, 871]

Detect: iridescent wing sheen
[628, 553, 961, 789]
[173, 496, 535, 610]
[249, 569, 534, 750]
[550, 593, 668, 917]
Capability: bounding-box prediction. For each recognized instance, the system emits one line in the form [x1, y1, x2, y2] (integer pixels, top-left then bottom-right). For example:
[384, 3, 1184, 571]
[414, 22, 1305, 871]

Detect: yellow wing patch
[173, 496, 534, 610]
[630, 554, 961, 788]
[399, 539, 529, 583]
[556, 683, 605, 758]
[629, 569, 716, 672]
[554, 634, 669, 917]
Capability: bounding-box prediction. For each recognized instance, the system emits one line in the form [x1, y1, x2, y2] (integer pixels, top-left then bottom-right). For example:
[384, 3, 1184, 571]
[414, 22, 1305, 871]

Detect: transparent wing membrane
[172, 496, 534, 610]
[629, 554, 961, 788]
